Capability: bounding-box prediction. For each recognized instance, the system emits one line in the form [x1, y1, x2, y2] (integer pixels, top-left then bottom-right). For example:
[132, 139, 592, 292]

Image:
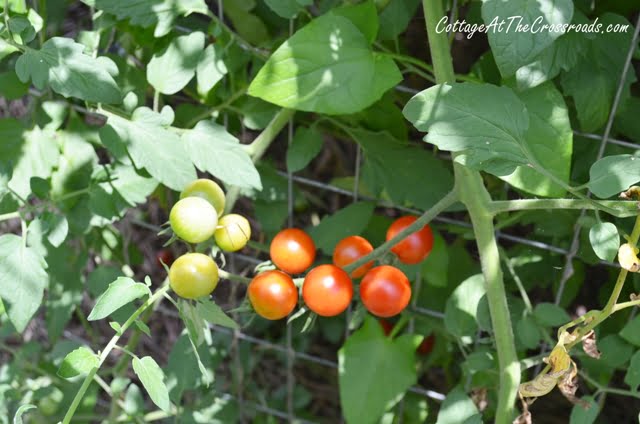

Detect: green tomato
[180, 179, 226, 216]
[214, 214, 251, 252]
[170, 197, 218, 244]
[169, 253, 219, 299]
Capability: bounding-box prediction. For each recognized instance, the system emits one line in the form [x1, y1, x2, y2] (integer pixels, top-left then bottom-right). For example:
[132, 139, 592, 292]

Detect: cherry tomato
[270, 228, 316, 274]
[156, 249, 174, 267]
[169, 253, 219, 299]
[302, 264, 353, 317]
[180, 179, 226, 216]
[248, 270, 298, 320]
[170, 197, 218, 244]
[214, 214, 251, 252]
[360, 265, 411, 317]
[333, 235, 374, 278]
[386, 216, 434, 265]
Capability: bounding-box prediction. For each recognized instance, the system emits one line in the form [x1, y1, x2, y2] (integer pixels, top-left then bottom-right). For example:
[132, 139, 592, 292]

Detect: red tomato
[302, 264, 353, 317]
[360, 265, 411, 317]
[156, 249, 174, 267]
[248, 270, 298, 320]
[386, 216, 434, 265]
[333, 235, 374, 278]
[270, 228, 316, 274]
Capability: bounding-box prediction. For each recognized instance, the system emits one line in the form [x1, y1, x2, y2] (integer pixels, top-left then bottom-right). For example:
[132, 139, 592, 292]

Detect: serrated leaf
[444, 274, 486, 343]
[95, 0, 208, 37]
[0, 234, 48, 332]
[132, 356, 171, 412]
[12, 404, 36, 424]
[148, 32, 205, 95]
[100, 107, 196, 191]
[182, 119, 261, 190]
[286, 126, 323, 172]
[589, 222, 619, 262]
[15, 37, 121, 103]
[588, 154, 640, 199]
[57, 346, 99, 378]
[307, 202, 375, 253]
[339, 316, 421, 424]
[196, 298, 239, 329]
[88, 277, 150, 321]
[196, 44, 227, 95]
[248, 13, 401, 114]
[482, 0, 573, 77]
[403, 83, 529, 176]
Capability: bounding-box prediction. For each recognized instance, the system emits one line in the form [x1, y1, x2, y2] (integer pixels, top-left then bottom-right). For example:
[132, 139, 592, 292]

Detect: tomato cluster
[167, 179, 252, 300]
[248, 216, 435, 323]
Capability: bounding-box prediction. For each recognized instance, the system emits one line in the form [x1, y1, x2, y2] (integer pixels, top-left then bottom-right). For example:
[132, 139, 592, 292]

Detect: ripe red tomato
[248, 270, 298, 320]
[386, 216, 434, 264]
[302, 264, 353, 317]
[332, 235, 374, 278]
[360, 265, 411, 317]
[270, 228, 316, 274]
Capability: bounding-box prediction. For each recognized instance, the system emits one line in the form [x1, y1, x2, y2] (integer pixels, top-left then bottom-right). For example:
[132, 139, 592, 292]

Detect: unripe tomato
[302, 264, 353, 317]
[386, 216, 434, 264]
[169, 253, 219, 299]
[214, 214, 251, 252]
[180, 179, 226, 216]
[248, 270, 298, 320]
[270, 228, 316, 274]
[333, 235, 374, 278]
[360, 265, 411, 317]
[169, 197, 218, 244]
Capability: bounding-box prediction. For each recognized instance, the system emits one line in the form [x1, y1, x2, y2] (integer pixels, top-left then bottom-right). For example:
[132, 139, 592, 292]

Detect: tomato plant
[169, 196, 218, 244]
[302, 264, 353, 317]
[270, 228, 317, 274]
[333, 235, 374, 278]
[360, 266, 412, 318]
[386, 216, 434, 265]
[248, 270, 298, 320]
[169, 253, 219, 299]
[214, 213, 251, 252]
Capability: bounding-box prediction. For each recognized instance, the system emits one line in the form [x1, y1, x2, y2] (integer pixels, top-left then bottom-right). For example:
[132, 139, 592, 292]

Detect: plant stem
[489, 198, 638, 218]
[61, 284, 171, 424]
[422, 1, 520, 422]
[219, 269, 252, 284]
[343, 190, 458, 274]
[0, 211, 19, 222]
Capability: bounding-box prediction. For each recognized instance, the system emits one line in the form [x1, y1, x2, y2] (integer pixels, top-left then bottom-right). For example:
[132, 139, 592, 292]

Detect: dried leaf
[558, 362, 590, 408]
[471, 387, 488, 412]
[582, 330, 601, 359]
[620, 186, 640, 200]
[513, 396, 533, 424]
[618, 243, 640, 272]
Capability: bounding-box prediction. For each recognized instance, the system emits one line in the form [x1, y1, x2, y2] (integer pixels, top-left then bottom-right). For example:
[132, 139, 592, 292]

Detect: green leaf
[87, 277, 150, 321]
[588, 154, 640, 199]
[599, 334, 633, 368]
[248, 13, 401, 114]
[532, 303, 570, 327]
[264, 0, 311, 18]
[223, 1, 269, 46]
[147, 32, 205, 95]
[165, 333, 204, 402]
[569, 396, 599, 424]
[516, 315, 542, 349]
[95, 0, 208, 37]
[421, 230, 448, 287]
[100, 107, 196, 191]
[196, 44, 227, 95]
[0, 71, 29, 100]
[135, 320, 152, 337]
[180, 299, 205, 347]
[351, 128, 454, 210]
[0, 234, 49, 332]
[560, 14, 636, 132]
[332, 0, 378, 44]
[378, 0, 421, 40]
[57, 346, 99, 378]
[339, 316, 421, 424]
[132, 356, 171, 412]
[286, 126, 324, 172]
[308, 202, 375, 253]
[625, 351, 640, 390]
[444, 274, 486, 343]
[589, 222, 619, 262]
[182, 120, 261, 190]
[40, 212, 69, 247]
[502, 82, 572, 197]
[435, 387, 480, 424]
[12, 404, 36, 424]
[620, 316, 640, 347]
[482, 0, 573, 77]
[16, 37, 121, 103]
[9, 16, 35, 43]
[403, 83, 529, 176]
[196, 298, 239, 329]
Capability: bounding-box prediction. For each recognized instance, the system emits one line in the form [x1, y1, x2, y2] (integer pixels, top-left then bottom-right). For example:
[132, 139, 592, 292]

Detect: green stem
[0, 211, 19, 222]
[185, 88, 247, 128]
[489, 198, 638, 218]
[343, 190, 458, 274]
[61, 284, 171, 424]
[218, 269, 252, 284]
[500, 248, 532, 313]
[423, 1, 519, 422]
